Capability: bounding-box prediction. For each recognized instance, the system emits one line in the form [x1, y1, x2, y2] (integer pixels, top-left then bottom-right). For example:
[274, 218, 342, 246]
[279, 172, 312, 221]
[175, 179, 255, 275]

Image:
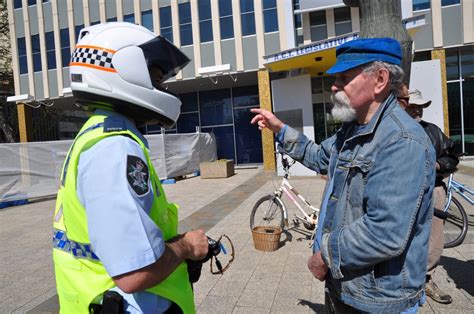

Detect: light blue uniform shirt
[77, 110, 171, 313]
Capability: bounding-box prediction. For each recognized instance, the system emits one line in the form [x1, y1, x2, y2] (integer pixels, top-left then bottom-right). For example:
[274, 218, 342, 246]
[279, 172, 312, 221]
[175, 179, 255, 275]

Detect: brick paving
[1, 164, 473, 313]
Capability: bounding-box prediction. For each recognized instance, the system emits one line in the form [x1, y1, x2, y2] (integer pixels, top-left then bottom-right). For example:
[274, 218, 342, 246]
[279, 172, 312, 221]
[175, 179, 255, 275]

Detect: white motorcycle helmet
[69, 22, 190, 127]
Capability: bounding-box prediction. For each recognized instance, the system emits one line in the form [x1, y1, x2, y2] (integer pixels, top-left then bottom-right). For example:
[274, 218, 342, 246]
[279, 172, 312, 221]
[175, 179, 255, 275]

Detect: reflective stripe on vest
[53, 228, 100, 261]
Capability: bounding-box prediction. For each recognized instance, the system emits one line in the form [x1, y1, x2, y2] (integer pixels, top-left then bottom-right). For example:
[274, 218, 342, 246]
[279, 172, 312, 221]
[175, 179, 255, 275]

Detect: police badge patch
[126, 155, 150, 196]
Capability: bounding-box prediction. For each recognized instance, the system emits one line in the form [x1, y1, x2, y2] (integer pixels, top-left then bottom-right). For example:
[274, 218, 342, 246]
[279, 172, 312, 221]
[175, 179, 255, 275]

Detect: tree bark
[344, 0, 413, 85]
[0, 105, 16, 143]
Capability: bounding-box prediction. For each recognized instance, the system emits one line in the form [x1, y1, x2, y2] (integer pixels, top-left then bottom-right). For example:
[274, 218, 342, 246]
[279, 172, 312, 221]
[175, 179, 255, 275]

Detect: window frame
[179, 2, 193, 46]
[334, 6, 352, 36]
[262, 0, 278, 33]
[219, 0, 234, 40]
[45, 31, 56, 70]
[309, 10, 327, 42]
[17, 37, 28, 74]
[198, 0, 213, 43]
[60, 28, 71, 68]
[441, 0, 461, 7]
[413, 0, 431, 11]
[142, 10, 153, 31]
[159, 6, 173, 43]
[240, 0, 256, 36]
[31, 34, 42, 72]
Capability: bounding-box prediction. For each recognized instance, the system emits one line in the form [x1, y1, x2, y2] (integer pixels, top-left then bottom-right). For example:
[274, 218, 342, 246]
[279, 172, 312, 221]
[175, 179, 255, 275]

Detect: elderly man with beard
[251, 38, 435, 313]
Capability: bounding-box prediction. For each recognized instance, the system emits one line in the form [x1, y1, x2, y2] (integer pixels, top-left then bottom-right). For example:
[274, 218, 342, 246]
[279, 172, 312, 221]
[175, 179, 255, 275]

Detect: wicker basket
[251, 226, 282, 252]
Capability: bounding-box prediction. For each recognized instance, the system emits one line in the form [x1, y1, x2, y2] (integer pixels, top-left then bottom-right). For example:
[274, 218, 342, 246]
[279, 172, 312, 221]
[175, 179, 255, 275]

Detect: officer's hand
[183, 229, 208, 261]
[250, 108, 285, 134]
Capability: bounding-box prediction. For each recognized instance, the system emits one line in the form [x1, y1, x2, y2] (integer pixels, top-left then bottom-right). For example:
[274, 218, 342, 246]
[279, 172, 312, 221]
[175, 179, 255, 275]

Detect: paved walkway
[1, 164, 473, 313]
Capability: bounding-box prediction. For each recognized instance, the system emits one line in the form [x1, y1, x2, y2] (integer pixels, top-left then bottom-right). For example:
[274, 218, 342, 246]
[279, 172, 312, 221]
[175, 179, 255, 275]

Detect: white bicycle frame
[274, 176, 320, 230]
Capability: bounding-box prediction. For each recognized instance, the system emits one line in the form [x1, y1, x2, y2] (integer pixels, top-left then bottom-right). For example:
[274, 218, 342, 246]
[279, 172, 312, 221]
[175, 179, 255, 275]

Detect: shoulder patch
[126, 155, 150, 196]
[104, 116, 127, 133]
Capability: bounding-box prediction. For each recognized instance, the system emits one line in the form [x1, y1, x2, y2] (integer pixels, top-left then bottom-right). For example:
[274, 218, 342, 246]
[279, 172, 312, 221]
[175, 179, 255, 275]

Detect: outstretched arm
[250, 108, 285, 134]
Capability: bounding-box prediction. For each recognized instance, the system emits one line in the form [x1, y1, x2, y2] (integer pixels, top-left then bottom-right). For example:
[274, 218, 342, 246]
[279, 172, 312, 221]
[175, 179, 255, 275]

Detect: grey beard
[331, 92, 356, 122]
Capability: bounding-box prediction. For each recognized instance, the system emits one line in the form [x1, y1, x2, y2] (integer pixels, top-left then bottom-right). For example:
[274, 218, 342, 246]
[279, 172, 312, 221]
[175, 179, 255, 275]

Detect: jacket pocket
[346, 157, 372, 215]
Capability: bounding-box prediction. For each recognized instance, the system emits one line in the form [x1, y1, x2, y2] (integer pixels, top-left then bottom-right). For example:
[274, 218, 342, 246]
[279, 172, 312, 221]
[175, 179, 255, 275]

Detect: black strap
[434, 208, 449, 220]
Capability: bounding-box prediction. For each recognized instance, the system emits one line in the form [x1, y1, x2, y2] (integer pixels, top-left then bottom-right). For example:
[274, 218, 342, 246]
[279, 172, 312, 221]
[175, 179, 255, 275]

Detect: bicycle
[249, 152, 320, 237]
[441, 173, 472, 248]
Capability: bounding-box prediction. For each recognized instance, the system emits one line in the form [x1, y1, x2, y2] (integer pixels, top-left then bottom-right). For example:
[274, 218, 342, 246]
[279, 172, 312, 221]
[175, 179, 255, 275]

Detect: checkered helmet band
[71, 46, 115, 72]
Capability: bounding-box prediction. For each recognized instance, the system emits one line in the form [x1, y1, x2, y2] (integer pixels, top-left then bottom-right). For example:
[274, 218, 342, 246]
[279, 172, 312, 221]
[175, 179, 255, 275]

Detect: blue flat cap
[326, 38, 402, 74]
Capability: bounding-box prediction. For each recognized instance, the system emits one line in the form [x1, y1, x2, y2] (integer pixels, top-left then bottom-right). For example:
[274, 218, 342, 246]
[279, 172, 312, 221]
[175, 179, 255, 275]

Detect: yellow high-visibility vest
[53, 112, 195, 313]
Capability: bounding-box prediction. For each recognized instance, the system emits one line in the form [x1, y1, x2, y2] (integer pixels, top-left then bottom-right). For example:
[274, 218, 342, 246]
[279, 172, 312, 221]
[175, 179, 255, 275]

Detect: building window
[198, 0, 213, 43]
[160, 6, 173, 42]
[107, 17, 117, 22]
[17, 37, 27, 74]
[413, 0, 430, 11]
[45, 31, 56, 70]
[142, 10, 153, 31]
[442, 0, 460, 6]
[310, 10, 327, 42]
[124, 13, 135, 24]
[179, 2, 193, 46]
[263, 0, 278, 33]
[240, 0, 255, 36]
[334, 7, 352, 36]
[60, 28, 71, 67]
[14, 0, 22, 9]
[31, 34, 42, 72]
[293, 0, 303, 46]
[75, 24, 85, 43]
[219, 0, 233, 39]
[177, 92, 200, 133]
[26, 0, 49, 5]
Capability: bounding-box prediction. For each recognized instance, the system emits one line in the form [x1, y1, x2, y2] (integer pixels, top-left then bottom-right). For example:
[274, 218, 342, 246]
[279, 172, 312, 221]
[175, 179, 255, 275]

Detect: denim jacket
[279, 93, 435, 312]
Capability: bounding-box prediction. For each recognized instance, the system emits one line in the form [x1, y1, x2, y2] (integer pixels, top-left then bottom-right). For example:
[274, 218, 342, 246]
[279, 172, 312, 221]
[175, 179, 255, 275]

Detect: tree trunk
[344, 0, 413, 85]
[0, 105, 16, 143]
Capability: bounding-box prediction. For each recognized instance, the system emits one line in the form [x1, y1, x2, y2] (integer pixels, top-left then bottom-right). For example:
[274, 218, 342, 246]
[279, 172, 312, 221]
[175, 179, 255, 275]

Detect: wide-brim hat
[326, 37, 402, 75]
[408, 89, 432, 107]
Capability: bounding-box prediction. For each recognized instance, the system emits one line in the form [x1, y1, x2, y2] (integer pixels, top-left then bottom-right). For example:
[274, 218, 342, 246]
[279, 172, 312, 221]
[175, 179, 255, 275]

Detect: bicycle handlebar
[278, 152, 295, 171]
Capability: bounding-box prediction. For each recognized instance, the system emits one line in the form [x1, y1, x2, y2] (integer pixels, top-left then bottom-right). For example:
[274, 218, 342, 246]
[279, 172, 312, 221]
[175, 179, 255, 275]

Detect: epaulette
[103, 116, 128, 133]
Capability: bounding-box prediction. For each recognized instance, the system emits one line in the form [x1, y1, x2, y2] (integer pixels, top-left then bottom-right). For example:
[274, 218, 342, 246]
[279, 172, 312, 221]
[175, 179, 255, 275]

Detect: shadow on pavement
[440, 256, 474, 296]
[297, 299, 326, 312]
[279, 230, 293, 247]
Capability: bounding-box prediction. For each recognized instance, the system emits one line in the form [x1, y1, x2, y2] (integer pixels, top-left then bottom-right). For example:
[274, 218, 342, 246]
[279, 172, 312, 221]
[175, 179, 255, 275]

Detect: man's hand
[182, 229, 209, 261]
[308, 251, 328, 281]
[250, 108, 285, 134]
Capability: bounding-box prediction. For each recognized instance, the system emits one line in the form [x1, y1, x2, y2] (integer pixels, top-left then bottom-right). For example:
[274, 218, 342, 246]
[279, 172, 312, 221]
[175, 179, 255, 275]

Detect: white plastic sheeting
[0, 133, 216, 202]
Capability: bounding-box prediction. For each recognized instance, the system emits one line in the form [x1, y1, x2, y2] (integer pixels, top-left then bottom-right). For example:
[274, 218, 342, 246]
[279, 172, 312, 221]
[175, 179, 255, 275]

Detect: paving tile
[232, 306, 270, 314]
[197, 295, 239, 314]
[271, 296, 313, 314]
[275, 284, 311, 300]
[209, 280, 247, 297]
[419, 302, 435, 313]
[246, 273, 282, 292]
[237, 289, 276, 309]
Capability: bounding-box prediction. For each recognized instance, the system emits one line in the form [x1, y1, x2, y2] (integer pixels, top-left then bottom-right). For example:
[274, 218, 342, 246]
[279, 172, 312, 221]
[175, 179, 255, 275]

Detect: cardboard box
[200, 160, 234, 179]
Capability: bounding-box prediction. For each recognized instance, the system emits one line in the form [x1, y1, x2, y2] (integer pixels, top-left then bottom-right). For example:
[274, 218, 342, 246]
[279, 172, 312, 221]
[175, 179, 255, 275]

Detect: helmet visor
[139, 36, 190, 82]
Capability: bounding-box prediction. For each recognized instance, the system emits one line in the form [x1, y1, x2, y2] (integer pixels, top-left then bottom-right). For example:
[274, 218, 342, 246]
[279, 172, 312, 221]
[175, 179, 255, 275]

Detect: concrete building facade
[5, 0, 474, 171]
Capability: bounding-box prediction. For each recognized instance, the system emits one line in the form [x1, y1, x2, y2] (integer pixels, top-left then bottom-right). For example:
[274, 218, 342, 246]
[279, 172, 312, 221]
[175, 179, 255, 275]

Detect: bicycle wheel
[444, 196, 468, 248]
[250, 195, 285, 230]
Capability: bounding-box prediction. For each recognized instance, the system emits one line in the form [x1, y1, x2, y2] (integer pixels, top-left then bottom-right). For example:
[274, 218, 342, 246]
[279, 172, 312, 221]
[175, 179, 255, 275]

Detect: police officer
[52, 22, 208, 313]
